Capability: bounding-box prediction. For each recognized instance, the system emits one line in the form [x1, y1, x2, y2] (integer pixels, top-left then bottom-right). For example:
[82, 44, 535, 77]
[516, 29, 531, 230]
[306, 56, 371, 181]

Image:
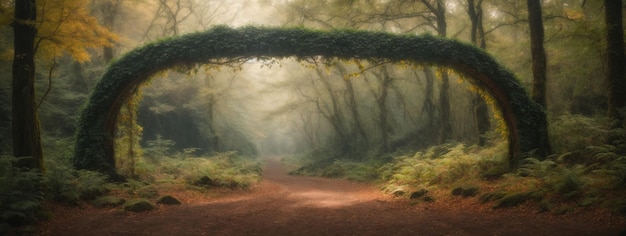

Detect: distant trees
[273, 0, 500, 157]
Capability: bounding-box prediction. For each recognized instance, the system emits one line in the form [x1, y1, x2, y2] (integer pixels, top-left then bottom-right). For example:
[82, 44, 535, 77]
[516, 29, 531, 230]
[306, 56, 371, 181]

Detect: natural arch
[72, 26, 548, 176]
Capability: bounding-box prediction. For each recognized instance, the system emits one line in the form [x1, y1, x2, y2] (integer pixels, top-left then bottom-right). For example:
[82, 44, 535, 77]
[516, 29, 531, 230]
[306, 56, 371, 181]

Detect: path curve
[38, 157, 625, 235]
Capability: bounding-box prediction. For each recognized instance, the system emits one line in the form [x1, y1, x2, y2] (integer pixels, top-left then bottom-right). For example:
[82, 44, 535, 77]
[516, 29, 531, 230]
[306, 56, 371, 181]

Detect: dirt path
[37, 157, 626, 236]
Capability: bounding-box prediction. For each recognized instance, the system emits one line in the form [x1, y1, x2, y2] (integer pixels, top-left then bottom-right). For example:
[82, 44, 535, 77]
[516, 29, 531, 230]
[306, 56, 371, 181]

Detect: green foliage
[549, 114, 609, 153]
[483, 142, 626, 211]
[320, 160, 380, 182]
[143, 135, 176, 163]
[144, 134, 176, 162]
[492, 192, 531, 209]
[42, 159, 110, 204]
[379, 143, 507, 194]
[0, 156, 43, 231]
[121, 150, 263, 189]
[592, 155, 626, 188]
[516, 157, 585, 197]
[177, 152, 263, 188]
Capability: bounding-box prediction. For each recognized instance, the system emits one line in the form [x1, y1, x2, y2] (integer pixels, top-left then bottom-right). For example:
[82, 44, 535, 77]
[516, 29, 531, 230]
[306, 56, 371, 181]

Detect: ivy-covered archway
[72, 26, 548, 176]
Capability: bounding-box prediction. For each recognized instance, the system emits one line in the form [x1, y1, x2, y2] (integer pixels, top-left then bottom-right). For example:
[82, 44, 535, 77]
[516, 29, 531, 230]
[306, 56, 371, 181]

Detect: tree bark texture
[525, 0, 551, 157]
[527, 0, 548, 108]
[468, 0, 490, 145]
[604, 0, 625, 129]
[12, 0, 44, 170]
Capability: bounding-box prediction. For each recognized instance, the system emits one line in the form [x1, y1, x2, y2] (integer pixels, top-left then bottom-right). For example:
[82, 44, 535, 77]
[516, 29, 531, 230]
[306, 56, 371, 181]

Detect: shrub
[379, 143, 506, 195]
[0, 156, 43, 231]
[42, 159, 109, 204]
[178, 152, 262, 188]
[549, 114, 608, 153]
[516, 157, 586, 198]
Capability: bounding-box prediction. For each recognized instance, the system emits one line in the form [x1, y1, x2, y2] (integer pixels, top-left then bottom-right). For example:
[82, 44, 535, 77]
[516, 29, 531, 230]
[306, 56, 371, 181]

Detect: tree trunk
[438, 71, 452, 143]
[337, 65, 369, 147]
[421, 68, 437, 140]
[100, 0, 120, 62]
[527, 0, 548, 108]
[422, 0, 452, 144]
[377, 66, 394, 153]
[12, 0, 43, 170]
[526, 0, 551, 156]
[317, 68, 349, 152]
[604, 0, 625, 130]
[468, 0, 490, 145]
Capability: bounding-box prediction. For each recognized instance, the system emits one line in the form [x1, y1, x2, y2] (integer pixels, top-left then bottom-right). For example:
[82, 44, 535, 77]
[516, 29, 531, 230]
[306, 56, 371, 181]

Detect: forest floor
[36, 157, 626, 236]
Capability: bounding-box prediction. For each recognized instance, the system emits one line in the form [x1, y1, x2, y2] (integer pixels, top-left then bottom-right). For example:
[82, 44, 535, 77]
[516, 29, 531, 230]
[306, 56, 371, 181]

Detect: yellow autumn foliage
[0, 0, 118, 62]
[36, 0, 118, 62]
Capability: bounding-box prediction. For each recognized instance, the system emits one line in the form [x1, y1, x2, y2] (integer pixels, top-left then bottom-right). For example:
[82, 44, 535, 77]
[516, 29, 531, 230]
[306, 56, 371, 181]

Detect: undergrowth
[287, 149, 385, 182]
[2, 135, 263, 233]
[42, 159, 110, 204]
[378, 142, 508, 196]
[127, 150, 263, 189]
[0, 156, 43, 235]
[287, 113, 626, 214]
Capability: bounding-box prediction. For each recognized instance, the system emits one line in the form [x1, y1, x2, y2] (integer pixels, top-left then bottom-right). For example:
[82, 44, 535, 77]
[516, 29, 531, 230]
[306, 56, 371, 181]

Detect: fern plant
[379, 143, 505, 195]
[516, 157, 585, 197]
[42, 159, 109, 204]
[593, 156, 626, 188]
[0, 156, 43, 231]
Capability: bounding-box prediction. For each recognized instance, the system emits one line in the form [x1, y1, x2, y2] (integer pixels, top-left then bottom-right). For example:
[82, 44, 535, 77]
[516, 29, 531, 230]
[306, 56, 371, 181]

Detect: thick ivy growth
[72, 26, 548, 176]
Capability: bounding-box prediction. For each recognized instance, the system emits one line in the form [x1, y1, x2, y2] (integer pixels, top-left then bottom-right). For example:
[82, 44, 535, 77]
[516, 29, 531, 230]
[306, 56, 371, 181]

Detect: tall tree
[5, 0, 117, 170]
[527, 0, 548, 108]
[604, 0, 625, 130]
[94, 0, 123, 62]
[467, 0, 490, 146]
[421, 0, 452, 143]
[526, 0, 551, 156]
[12, 0, 43, 170]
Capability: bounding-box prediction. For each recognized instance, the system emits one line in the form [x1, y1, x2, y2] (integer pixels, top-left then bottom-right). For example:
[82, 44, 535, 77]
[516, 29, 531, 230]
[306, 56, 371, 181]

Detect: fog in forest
[89, 0, 509, 161]
[1, 1, 625, 234]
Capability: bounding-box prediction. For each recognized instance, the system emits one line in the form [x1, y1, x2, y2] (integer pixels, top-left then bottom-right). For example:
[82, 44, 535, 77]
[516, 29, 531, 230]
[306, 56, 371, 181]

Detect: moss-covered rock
[92, 196, 125, 208]
[479, 191, 507, 203]
[123, 198, 155, 212]
[492, 192, 530, 209]
[451, 186, 479, 198]
[409, 189, 429, 199]
[157, 195, 181, 205]
[193, 176, 215, 187]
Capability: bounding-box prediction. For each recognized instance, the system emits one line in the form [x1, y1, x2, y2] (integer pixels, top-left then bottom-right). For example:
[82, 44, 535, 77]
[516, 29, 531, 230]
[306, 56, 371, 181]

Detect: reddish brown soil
[37, 157, 626, 236]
